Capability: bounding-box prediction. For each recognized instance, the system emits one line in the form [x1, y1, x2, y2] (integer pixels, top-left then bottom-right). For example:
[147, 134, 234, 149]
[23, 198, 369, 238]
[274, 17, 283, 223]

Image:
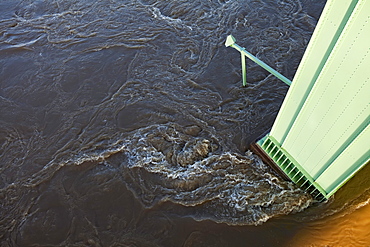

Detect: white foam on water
[113, 124, 315, 225]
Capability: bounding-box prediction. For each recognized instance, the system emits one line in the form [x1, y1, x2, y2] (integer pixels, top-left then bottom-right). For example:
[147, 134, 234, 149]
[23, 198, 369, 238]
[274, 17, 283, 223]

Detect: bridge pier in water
[227, 0, 370, 200]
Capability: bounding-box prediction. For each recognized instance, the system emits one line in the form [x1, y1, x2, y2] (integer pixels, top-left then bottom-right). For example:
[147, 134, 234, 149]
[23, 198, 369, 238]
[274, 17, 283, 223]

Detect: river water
[0, 0, 369, 246]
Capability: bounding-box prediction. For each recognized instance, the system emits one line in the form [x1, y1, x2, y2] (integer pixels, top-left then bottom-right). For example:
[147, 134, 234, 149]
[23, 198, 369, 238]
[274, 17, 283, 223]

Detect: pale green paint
[282, 0, 370, 179]
[225, 35, 292, 86]
[270, 0, 359, 144]
[255, 0, 370, 200]
[316, 124, 370, 197]
[241, 53, 246, 87]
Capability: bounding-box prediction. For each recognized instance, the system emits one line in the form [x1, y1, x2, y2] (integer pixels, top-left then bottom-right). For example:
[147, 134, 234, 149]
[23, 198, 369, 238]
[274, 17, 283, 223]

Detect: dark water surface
[1, 0, 369, 246]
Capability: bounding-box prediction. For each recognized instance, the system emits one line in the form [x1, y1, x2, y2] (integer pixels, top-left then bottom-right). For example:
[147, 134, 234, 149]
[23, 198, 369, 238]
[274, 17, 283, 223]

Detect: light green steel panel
[256, 0, 369, 199]
[315, 124, 370, 196]
[282, 0, 370, 179]
[270, 0, 358, 144]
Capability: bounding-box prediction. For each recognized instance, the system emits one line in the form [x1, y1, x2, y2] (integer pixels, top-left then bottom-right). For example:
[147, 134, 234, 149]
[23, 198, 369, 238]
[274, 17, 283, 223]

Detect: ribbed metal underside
[256, 136, 327, 201]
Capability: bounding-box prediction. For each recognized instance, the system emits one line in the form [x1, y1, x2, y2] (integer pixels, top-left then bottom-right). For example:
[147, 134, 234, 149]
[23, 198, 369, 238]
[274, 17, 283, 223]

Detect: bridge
[226, 0, 370, 200]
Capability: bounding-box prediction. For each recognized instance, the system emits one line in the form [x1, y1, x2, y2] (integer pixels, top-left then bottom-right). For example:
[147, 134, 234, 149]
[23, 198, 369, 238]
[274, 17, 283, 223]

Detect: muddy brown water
[1, 0, 369, 246]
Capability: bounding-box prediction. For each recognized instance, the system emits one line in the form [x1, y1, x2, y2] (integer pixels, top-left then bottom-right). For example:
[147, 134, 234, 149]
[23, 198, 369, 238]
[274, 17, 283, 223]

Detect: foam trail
[107, 124, 314, 225]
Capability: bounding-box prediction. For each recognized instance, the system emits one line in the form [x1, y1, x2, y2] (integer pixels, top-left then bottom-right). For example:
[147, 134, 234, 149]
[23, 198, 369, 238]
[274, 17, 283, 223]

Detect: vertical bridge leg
[241, 53, 246, 87]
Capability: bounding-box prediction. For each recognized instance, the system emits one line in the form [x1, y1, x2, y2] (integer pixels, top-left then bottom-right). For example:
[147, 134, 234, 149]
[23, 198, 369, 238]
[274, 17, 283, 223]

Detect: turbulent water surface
[1, 0, 369, 246]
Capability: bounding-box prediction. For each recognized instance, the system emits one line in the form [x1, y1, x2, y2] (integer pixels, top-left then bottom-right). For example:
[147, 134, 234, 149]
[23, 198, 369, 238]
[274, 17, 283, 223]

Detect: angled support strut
[225, 35, 292, 86]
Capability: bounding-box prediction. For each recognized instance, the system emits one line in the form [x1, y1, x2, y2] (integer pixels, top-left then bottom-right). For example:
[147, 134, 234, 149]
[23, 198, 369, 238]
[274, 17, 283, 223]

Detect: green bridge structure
[226, 0, 370, 201]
